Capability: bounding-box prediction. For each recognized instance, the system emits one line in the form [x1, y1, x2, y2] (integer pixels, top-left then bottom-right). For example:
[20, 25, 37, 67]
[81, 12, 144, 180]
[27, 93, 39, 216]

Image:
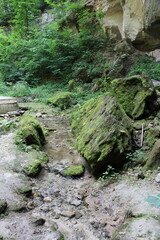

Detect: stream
[0, 102, 159, 240]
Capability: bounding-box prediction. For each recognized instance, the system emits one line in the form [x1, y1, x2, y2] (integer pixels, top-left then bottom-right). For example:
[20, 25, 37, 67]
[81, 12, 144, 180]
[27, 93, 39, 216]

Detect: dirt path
[0, 102, 159, 240]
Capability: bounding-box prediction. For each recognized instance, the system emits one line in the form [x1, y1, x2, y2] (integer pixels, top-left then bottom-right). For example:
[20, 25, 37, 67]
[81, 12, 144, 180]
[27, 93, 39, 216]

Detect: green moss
[145, 139, 160, 170]
[145, 127, 160, 148]
[25, 160, 42, 177]
[18, 185, 32, 196]
[111, 75, 156, 119]
[48, 92, 73, 110]
[61, 165, 85, 177]
[15, 115, 45, 148]
[71, 95, 132, 175]
[68, 80, 76, 91]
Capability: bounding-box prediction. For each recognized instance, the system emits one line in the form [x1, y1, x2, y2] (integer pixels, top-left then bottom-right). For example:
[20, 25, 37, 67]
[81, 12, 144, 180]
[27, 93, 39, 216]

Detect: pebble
[75, 212, 83, 219]
[60, 210, 75, 218]
[155, 173, 160, 183]
[69, 198, 82, 207]
[44, 197, 52, 202]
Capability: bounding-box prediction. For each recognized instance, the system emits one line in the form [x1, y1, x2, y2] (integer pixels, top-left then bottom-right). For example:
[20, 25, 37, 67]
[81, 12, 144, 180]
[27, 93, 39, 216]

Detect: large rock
[94, 0, 160, 51]
[71, 95, 132, 175]
[145, 139, 160, 170]
[111, 75, 157, 119]
[0, 96, 19, 114]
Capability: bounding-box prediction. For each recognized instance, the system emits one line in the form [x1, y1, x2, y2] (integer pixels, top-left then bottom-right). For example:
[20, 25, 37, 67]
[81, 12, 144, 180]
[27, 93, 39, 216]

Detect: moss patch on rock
[111, 75, 157, 119]
[71, 95, 132, 175]
[48, 92, 73, 110]
[145, 139, 160, 170]
[24, 160, 42, 177]
[145, 127, 160, 148]
[15, 115, 45, 148]
[61, 165, 85, 177]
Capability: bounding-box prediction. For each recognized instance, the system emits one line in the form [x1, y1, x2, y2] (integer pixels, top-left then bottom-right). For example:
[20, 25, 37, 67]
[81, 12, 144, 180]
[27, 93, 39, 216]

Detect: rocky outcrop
[71, 95, 132, 175]
[94, 0, 160, 51]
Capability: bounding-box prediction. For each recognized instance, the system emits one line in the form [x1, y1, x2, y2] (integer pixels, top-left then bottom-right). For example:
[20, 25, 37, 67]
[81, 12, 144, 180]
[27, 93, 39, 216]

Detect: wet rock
[0, 200, 7, 214]
[71, 95, 132, 175]
[111, 75, 157, 119]
[155, 173, 160, 183]
[61, 165, 85, 178]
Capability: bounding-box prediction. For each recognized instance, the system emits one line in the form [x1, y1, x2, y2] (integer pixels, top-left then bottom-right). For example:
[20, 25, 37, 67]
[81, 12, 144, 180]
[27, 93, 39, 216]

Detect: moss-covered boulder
[111, 75, 157, 119]
[71, 95, 132, 175]
[145, 139, 160, 170]
[61, 165, 85, 177]
[48, 92, 73, 110]
[16, 115, 45, 147]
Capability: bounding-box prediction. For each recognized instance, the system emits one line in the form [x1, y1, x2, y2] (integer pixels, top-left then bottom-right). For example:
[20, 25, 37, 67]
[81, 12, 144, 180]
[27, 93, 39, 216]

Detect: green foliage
[97, 165, 119, 182]
[128, 56, 160, 80]
[9, 82, 31, 97]
[126, 150, 146, 164]
[0, 0, 108, 86]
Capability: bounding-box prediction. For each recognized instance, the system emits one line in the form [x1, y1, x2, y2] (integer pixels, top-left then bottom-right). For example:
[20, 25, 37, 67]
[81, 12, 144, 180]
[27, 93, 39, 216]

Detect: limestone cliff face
[93, 0, 160, 51]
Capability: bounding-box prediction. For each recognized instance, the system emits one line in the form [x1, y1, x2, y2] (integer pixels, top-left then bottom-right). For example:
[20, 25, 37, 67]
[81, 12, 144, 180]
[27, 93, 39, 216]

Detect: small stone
[40, 206, 50, 212]
[93, 222, 99, 229]
[69, 198, 82, 207]
[155, 173, 160, 183]
[54, 214, 60, 219]
[51, 222, 58, 232]
[75, 212, 83, 219]
[44, 197, 52, 202]
[0, 200, 7, 214]
[101, 230, 111, 238]
[32, 218, 45, 226]
[60, 210, 75, 218]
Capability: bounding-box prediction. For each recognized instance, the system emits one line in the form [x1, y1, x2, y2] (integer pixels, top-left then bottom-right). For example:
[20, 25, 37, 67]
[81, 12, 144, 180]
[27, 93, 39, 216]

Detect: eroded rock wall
[94, 0, 160, 51]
